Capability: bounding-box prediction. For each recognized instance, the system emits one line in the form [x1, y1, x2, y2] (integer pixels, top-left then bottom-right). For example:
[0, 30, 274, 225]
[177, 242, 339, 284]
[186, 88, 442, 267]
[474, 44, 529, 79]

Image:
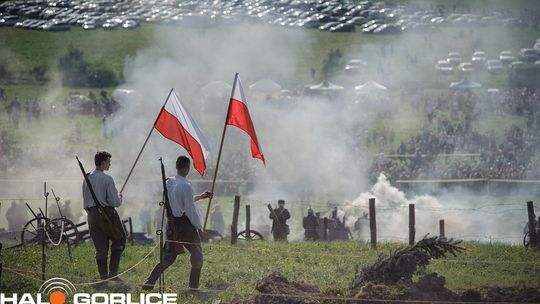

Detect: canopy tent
[303, 80, 345, 98]
[248, 79, 283, 101]
[249, 79, 282, 93]
[449, 79, 482, 89]
[354, 80, 387, 92]
[200, 80, 232, 97]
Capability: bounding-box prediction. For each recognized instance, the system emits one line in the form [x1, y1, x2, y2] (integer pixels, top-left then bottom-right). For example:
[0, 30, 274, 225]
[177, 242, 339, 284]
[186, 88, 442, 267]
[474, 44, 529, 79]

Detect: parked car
[471, 51, 486, 68]
[372, 23, 402, 34]
[435, 60, 454, 74]
[519, 48, 540, 62]
[447, 52, 462, 66]
[499, 50, 514, 64]
[458, 62, 474, 73]
[330, 22, 355, 32]
[345, 59, 367, 75]
[486, 59, 503, 73]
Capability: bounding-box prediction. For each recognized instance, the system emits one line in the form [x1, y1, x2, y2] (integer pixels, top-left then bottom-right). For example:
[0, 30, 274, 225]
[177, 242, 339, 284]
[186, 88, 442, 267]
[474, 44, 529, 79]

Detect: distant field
[1, 241, 539, 303]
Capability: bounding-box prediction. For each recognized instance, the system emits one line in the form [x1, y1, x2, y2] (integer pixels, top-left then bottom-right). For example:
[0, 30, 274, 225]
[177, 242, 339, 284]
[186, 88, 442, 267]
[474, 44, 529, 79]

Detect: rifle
[50, 189, 64, 218]
[159, 158, 184, 254]
[76, 155, 124, 241]
[267, 204, 282, 234]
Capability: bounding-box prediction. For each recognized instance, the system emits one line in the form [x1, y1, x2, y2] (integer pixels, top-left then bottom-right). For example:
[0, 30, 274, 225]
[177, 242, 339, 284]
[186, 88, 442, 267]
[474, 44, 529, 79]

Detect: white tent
[249, 79, 282, 101]
[354, 80, 387, 92]
[303, 80, 345, 99]
[249, 79, 282, 93]
[449, 79, 482, 89]
[200, 80, 232, 97]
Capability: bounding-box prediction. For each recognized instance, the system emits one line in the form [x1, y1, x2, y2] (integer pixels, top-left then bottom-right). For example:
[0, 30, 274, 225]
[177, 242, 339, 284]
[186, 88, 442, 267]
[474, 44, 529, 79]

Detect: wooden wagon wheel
[21, 217, 49, 246]
[237, 230, 264, 241]
[47, 217, 81, 247]
[203, 229, 224, 243]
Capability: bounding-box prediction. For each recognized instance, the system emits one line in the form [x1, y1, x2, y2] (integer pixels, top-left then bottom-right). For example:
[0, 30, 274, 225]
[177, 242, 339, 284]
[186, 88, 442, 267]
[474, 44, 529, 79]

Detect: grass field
[1, 241, 539, 302]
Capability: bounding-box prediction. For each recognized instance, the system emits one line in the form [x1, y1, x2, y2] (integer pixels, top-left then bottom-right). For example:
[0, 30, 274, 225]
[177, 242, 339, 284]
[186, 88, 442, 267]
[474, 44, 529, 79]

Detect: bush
[508, 64, 540, 89]
[0, 62, 13, 81]
[30, 64, 48, 82]
[58, 46, 118, 88]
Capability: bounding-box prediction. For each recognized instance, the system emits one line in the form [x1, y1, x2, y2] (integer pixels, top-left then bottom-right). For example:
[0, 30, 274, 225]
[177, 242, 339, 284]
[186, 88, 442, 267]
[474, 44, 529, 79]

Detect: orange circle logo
[49, 291, 66, 304]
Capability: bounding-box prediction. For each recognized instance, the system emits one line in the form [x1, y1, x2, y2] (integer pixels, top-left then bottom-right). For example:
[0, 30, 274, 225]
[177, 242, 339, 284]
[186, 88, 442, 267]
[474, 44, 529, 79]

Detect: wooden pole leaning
[203, 73, 239, 232]
[119, 88, 174, 194]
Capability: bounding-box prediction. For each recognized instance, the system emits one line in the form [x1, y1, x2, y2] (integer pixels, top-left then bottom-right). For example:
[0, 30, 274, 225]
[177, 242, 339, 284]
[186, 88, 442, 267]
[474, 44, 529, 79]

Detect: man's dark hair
[176, 155, 190, 171]
[95, 151, 112, 167]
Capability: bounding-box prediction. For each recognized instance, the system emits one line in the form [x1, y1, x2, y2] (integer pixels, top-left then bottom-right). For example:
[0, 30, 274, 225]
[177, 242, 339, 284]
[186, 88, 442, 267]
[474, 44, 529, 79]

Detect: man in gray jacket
[82, 151, 125, 282]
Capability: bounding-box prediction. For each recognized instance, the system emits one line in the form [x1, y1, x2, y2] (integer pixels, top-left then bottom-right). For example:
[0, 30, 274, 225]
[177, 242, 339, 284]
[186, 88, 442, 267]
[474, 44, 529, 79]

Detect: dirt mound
[237, 272, 540, 304]
[462, 286, 540, 303]
[240, 272, 324, 304]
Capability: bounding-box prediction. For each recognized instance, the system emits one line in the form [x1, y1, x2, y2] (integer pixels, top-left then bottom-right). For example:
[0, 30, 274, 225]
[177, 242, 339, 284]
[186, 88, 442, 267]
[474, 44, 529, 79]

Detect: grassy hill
[1, 241, 539, 303]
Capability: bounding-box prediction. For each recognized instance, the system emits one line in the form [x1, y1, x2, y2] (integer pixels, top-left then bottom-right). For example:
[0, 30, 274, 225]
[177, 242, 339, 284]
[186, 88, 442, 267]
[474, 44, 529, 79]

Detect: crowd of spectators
[370, 88, 540, 183]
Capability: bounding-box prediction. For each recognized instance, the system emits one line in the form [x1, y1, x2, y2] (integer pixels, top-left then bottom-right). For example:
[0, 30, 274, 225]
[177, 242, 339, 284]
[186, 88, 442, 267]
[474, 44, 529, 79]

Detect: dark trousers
[87, 207, 126, 260]
[146, 216, 203, 288]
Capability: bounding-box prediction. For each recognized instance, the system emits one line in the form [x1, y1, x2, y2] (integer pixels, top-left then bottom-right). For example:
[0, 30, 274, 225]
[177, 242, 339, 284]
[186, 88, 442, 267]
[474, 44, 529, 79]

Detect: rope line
[75, 244, 158, 286]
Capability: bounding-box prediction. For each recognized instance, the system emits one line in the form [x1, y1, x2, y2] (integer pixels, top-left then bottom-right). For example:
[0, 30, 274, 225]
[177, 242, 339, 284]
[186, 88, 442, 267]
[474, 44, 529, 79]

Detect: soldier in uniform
[82, 151, 125, 282]
[269, 200, 290, 241]
[302, 208, 319, 240]
[210, 205, 225, 235]
[142, 156, 212, 291]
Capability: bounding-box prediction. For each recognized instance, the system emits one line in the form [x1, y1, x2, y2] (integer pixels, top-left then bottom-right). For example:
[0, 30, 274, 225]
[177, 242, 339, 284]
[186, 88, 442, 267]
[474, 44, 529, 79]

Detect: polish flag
[154, 90, 211, 175]
[226, 74, 265, 164]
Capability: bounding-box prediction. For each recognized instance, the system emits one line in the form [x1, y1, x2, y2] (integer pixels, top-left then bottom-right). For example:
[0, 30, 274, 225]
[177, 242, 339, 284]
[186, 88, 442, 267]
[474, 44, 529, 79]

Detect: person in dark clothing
[302, 208, 319, 240]
[210, 205, 225, 235]
[269, 200, 290, 241]
[142, 155, 212, 291]
[82, 151, 126, 283]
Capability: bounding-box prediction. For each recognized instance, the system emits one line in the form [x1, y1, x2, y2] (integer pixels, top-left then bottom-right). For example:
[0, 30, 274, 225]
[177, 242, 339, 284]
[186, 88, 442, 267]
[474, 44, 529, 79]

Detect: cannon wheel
[237, 230, 264, 241]
[48, 217, 81, 246]
[21, 217, 80, 246]
[524, 232, 530, 248]
[204, 229, 224, 242]
[21, 217, 49, 245]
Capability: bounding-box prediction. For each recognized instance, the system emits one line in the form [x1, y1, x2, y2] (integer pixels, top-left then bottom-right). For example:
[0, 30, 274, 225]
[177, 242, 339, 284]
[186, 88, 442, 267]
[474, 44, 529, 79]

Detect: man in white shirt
[143, 155, 212, 291]
[82, 151, 125, 282]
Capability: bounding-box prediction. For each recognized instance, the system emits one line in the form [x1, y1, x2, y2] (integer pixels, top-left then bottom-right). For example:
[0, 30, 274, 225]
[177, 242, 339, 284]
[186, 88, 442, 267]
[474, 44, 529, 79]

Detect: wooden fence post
[246, 204, 251, 241]
[128, 217, 134, 245]
[439, 219, 445, 240]
[323, 217, 328, 240]
[409, 204, 415, 245]
[0, 242, 3, 287]
[369, 198, 376, 249]
[231, 195, 240, 245]
[527, 201, 537, 248]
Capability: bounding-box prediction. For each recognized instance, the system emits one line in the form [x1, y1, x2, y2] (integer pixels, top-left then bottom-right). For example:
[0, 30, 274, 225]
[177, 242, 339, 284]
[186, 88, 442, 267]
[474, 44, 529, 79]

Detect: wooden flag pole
[119, 88, 174, 194]
[203, 73, 239, 232]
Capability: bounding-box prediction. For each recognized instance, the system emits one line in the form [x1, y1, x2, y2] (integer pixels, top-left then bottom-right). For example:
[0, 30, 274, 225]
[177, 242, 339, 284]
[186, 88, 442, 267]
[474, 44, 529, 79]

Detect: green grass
[1, 241, 539, 302]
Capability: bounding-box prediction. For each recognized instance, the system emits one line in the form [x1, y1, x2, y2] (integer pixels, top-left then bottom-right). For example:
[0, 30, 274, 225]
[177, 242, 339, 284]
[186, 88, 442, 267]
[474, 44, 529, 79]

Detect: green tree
[58, 46, 89, 86]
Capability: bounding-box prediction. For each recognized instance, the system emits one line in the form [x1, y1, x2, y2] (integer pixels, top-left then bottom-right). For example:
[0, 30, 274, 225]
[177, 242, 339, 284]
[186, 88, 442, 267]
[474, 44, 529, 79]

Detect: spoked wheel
[524, 232, 530, 248]
[47, 217, 81, 246]
[204, 229, 224, 243]
[21, 217, 49, 246]
[237, 230, 264, 241]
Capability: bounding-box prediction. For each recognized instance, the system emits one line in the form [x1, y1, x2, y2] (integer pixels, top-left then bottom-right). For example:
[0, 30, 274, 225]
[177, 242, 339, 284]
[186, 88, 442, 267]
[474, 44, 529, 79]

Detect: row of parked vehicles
[435, 40, 540, 75]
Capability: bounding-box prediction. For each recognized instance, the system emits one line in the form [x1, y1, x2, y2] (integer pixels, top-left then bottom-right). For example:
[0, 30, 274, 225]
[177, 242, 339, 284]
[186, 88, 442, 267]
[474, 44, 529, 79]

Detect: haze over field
[1, 1, 539, 243]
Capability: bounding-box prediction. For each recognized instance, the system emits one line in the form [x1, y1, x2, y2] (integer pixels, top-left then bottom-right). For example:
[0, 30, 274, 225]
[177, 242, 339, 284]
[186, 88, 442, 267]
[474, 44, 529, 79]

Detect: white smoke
[342, 174, 528, 244]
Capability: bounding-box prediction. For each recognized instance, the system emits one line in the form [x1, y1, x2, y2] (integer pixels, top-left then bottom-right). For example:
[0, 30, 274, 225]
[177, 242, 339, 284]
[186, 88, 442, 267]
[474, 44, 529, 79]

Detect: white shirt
[167, 175, 202, 230]
[82, 170, 122, 208]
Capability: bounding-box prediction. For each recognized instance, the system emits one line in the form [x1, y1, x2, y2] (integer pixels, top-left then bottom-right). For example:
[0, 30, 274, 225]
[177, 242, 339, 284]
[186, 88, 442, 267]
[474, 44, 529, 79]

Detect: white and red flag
[226, 74, 265, 164]
[154, 90, 211, 175]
